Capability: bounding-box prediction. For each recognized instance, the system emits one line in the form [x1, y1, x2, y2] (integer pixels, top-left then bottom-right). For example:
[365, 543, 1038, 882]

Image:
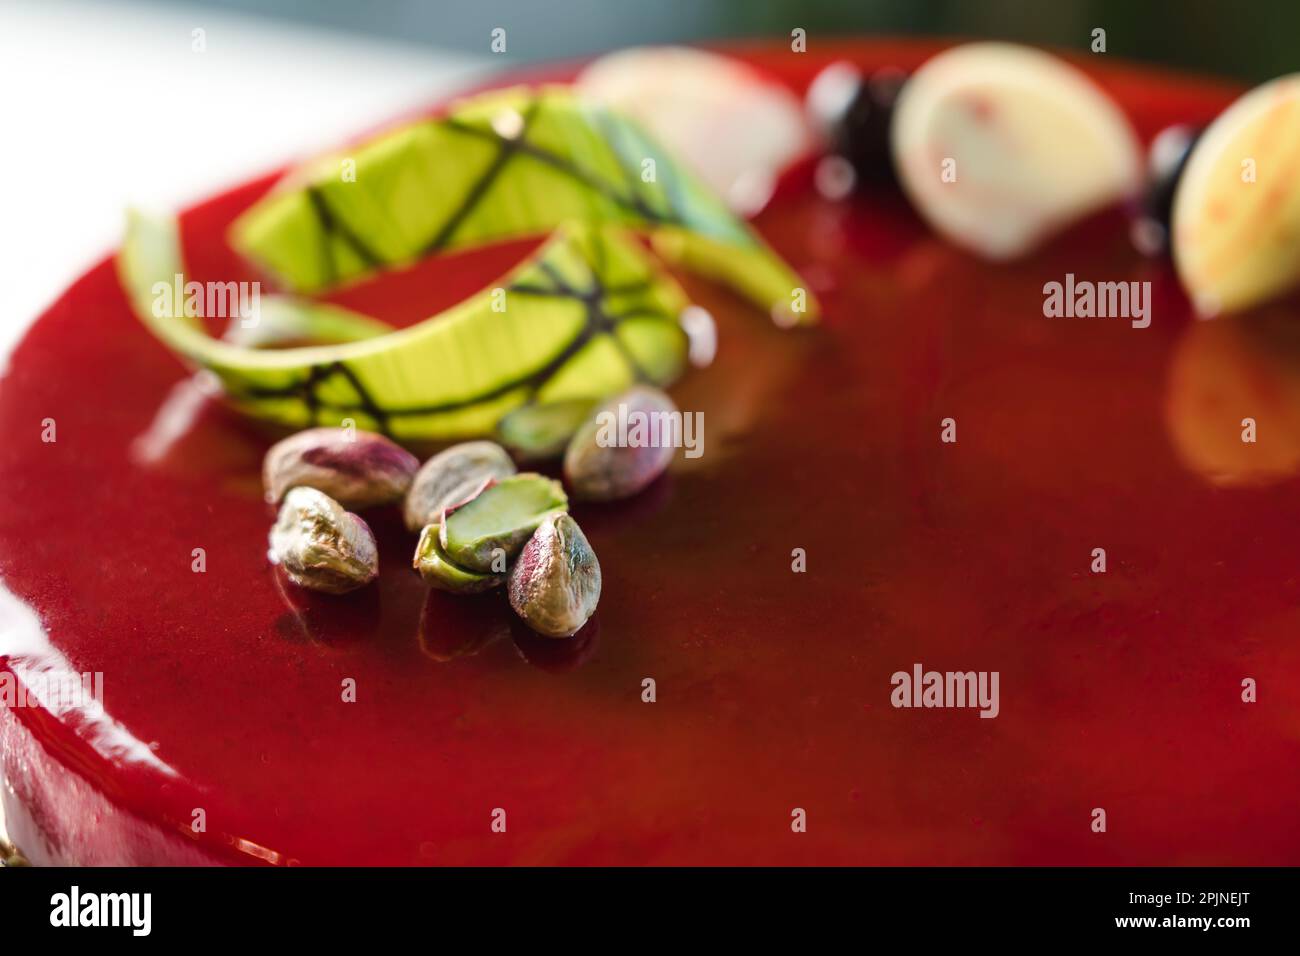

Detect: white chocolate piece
[576, 46, 811, 216]
[1172, 75, 1300, 317]
[891, 43, 1141, 260]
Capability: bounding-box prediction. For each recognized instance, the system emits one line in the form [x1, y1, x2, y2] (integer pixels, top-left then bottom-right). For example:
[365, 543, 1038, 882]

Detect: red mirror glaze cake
[3, 41, 1299, 866]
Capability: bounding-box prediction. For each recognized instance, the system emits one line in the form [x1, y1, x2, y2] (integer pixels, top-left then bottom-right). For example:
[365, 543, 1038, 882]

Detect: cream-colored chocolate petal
[576, 46, 811, 216]
[892, 42, 1140, 260]
[1172, 74, 1300, 317]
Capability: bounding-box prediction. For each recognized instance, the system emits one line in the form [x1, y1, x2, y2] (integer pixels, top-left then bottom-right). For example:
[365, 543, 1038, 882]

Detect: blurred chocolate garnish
[806, 62, 907, 194]
[1131, 124, 1201, 256]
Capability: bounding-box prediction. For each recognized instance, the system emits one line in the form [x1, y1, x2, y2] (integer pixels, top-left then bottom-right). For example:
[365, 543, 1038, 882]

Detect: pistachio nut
[269, 486, 379, 594]
[263, 427, 419, 509]
[412, 523, 504, 594]
[403, 441, 517, 533]
[439, 473, 568, 573]
[0, 835, 29, 867]
[508, 513, 601, 638]
[496, 399, 596, 461]
[563, 386, 678, 501]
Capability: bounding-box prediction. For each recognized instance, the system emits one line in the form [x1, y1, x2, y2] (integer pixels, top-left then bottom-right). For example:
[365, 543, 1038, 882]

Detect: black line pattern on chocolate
[278, 91, 753, 296]
[291, 361, 394, 434]
[422, 94, 710, 256]
[305, 187, 384, 284]
[424, 99, 545, 254]
[228, 235, 685, 435]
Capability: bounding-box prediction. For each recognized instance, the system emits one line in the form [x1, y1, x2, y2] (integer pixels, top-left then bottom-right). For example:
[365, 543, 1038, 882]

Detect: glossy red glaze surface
[3, 42, 1300, 865]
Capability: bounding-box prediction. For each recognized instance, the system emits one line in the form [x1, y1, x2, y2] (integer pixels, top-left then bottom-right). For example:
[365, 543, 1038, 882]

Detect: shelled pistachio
[269, 487, 379, 594]
[403, 441, 517, 533]
[508, 513, 601, 638]
[439, 473, 569, 574]
[413, 524, 505, 594]
[564, 386, 678, 501]
[263, 427, 418, 509]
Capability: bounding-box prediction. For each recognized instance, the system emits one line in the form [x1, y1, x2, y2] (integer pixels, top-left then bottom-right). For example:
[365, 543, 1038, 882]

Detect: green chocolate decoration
[117, 85, 816, 442]
[118, 210, 689, 440]
[230, 86, 818, 324]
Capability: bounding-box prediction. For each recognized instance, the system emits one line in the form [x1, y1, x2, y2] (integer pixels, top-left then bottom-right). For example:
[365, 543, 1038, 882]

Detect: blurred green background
[144, 0, 1293, 82]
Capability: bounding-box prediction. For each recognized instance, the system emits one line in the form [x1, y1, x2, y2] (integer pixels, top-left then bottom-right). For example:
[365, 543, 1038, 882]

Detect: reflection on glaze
[417, 589, 510, 662]
[0, 585, 178, 776]
[417, 583, 602, 670]
[511, 614, 601, 672]
[1165, 305, 1300, 486]
[272, 566, 381, 646]
[130, 372, 223, 466]
[231, 836, 292, 866]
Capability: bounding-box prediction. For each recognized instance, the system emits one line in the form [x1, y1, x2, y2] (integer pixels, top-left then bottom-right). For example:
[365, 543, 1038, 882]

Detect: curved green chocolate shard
[223, 296, 393, 348]
[230, 85, 818, 324]
[118, 209, 689, 441]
